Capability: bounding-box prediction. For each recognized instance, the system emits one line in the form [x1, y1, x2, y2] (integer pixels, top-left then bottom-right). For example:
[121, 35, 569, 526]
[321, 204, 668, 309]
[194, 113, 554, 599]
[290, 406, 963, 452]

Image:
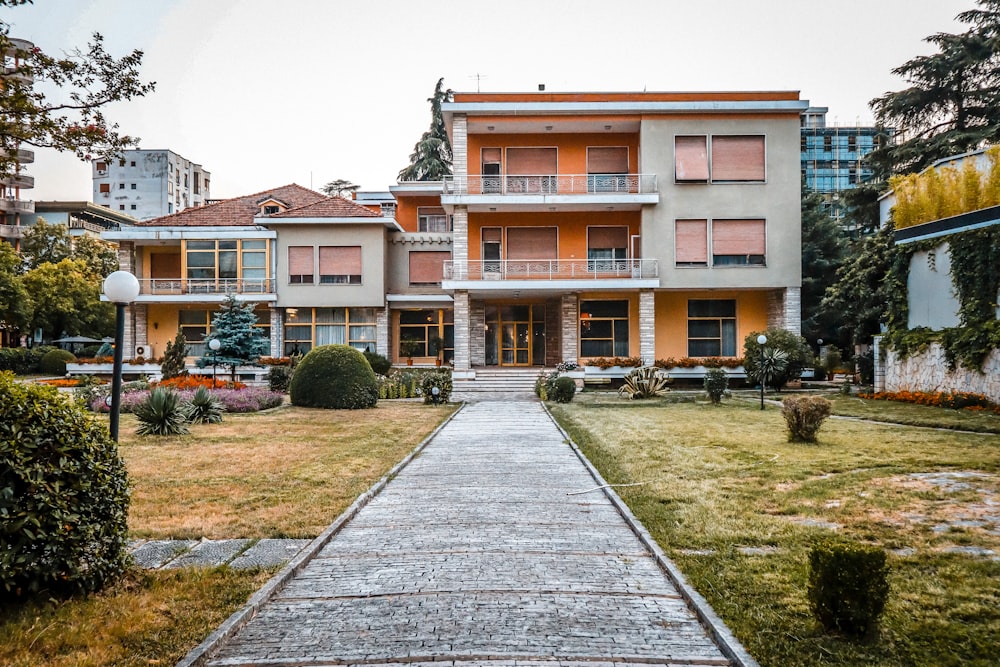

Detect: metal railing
[443, 173, 657, 196]
[444, 259, 658, 281]
[138, 278, 275, 295]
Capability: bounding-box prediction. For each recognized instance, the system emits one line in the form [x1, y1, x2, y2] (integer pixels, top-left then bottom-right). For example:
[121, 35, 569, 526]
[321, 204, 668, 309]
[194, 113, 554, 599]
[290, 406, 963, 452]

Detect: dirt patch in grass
[119, 402, 456, 539]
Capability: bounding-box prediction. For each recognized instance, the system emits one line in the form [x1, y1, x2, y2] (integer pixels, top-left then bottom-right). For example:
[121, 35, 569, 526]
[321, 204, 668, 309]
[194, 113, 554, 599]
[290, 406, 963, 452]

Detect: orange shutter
[288, 246, 313, 275]
[409, 251, 450, 284]
[712, 220, 765, 255]
[711, 136, 765, 181]
[675, 220, 708, 263]
[587, 226, 628, 250]
[506, 227, 557, 259]
[587, 147, 628, 173]
[319, 246, 361, 274]
[506, 148, 557, 175]
[675, 136, 709, 181]
[481, 147, 501, 164]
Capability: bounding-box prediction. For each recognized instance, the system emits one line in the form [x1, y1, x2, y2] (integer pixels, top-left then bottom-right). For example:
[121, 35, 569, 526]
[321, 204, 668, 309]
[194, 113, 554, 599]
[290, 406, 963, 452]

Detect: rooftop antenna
[469, 73, 487, 92]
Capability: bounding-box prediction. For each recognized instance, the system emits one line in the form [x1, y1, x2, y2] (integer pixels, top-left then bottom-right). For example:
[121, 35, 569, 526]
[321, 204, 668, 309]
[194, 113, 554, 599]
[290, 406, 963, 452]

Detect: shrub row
[858, 390, 1000, 413]
[0, 346, 57, 374]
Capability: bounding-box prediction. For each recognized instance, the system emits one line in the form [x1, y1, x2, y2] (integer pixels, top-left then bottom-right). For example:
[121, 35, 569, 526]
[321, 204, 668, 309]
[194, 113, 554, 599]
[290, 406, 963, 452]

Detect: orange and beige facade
[103, 90, 806, 376]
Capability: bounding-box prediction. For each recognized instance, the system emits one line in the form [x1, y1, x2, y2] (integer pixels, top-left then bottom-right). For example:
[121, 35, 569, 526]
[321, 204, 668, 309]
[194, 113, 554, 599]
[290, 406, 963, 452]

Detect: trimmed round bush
[363, 349, 392, 376]
[289, 344, 378, 409]
[0, 372, 130, 599]
[39, 348, 77, 375]
[550, 376, 577, 403]
[267, 364, 293, 393]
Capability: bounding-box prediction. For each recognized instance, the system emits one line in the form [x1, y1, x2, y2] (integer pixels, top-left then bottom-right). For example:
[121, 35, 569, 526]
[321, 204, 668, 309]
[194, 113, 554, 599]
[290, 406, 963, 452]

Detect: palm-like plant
[618, 366, 671, 400]
[187, 385, 225, 424]
[752, 348, 789, 391]
[134, 387, 190, 436]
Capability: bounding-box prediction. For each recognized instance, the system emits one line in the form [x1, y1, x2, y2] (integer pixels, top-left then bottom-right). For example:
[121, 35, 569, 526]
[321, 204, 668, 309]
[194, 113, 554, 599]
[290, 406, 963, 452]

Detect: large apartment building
[1, 37, 36, 249]
[103, 90, 807, 380]
[93, 149, 210, 221]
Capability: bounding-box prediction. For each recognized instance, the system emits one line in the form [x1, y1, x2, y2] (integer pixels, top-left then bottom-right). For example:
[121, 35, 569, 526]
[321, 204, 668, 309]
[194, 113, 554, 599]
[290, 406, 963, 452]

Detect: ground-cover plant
[782, 395, 832, 442]
[89, 387, 282, 414]
[0, 373, 130, 599]
[548, 399, 1000, 666]
[859, 390, 999, 413]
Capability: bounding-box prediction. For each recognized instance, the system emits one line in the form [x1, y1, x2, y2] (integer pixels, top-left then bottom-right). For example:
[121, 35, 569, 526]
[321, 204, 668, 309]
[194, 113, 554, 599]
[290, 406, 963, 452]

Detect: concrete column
[561, 294, 578, 363]
[469, 299, 485, 367]
[639, 290, 656, 364]
[376, 307, 389, 357]
[453, 290, 470, 371]
[270, 307, 282, 357]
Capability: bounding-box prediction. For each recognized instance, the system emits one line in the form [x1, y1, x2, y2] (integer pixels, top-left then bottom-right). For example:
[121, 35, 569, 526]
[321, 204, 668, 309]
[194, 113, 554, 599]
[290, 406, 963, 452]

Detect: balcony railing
[138, 278, 275, 295]
[443, 174, 657, 196]
[0, 198, 34, 213]
[444, 259, 658, 281]
[0, 224, 25, 239]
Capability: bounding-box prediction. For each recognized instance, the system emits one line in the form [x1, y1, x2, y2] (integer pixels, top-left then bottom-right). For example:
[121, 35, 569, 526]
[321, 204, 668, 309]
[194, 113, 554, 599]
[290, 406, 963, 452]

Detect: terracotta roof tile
[135, 184, 328, 227]
[268, 196, 381, 218]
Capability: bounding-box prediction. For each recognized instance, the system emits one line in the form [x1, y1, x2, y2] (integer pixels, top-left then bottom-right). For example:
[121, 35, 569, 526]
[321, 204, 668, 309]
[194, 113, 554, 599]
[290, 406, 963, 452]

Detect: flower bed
[153, 375, 247, 391]
[38, 377, 107, 387]
[858, 390, 1000, 413]
[90, 387, 283, 414]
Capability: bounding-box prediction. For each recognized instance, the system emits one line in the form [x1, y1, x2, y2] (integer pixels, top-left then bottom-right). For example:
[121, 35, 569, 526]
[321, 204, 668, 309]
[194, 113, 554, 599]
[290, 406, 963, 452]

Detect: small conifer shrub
[703, 367, 729, 404]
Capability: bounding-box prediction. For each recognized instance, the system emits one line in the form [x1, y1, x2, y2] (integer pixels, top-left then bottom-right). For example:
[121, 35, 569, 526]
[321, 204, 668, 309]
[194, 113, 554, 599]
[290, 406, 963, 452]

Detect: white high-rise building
[92, 149, 210, 221]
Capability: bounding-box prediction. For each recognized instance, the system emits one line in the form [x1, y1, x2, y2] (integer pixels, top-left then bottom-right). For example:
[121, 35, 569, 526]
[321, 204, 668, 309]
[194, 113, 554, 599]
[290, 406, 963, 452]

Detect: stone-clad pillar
[270, 307, 282, 358]
[453, 290, 470, 371]
[561, 294, 578, 363]
[639, 290, 655, 364]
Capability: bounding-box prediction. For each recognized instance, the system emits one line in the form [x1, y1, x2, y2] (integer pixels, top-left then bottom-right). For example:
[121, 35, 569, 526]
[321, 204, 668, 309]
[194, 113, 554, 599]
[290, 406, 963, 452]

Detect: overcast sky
[8, 0, 969, 201]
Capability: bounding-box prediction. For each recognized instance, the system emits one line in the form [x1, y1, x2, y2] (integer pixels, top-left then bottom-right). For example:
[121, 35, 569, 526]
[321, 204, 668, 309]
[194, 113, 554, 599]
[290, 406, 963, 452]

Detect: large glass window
[418, 207, 450, 232]
[398, 309, 453, 363]
[579, 300, 629, 357]
[687, 299, 737, 357]
[283, 307, 376, 356]
[184, 239, 266, 288]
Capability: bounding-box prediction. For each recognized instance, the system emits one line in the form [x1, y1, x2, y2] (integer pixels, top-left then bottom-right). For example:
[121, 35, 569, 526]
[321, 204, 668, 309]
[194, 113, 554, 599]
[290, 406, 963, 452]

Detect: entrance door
[486, 304, 545, 366]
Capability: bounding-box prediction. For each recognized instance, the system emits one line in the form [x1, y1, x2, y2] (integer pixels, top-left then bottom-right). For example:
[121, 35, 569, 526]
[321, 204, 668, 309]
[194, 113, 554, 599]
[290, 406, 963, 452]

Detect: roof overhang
[102, 226, 275, 241]
[256, 216, 402, 231]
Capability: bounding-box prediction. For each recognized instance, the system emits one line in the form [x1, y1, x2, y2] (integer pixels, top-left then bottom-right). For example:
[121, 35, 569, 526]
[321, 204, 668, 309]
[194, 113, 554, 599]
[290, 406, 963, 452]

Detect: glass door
[486, 304, 546, 367]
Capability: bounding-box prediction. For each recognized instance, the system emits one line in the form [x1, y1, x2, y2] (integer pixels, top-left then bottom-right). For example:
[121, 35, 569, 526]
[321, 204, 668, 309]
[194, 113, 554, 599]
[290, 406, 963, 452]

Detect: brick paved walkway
[182, 401, 756, 667]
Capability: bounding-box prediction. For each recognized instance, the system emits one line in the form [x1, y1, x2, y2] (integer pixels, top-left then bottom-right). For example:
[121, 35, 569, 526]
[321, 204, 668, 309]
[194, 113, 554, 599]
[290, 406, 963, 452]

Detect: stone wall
[884, 342, 1000, 402]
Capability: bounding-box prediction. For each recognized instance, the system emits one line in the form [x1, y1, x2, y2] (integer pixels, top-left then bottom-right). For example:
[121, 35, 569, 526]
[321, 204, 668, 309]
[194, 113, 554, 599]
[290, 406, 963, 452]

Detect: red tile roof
[135, 184, 377, 227]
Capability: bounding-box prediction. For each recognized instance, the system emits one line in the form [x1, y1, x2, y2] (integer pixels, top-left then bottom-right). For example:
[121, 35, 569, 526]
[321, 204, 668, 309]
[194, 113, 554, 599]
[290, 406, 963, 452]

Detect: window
[119, 183, 125, 189]
[131, 183, 137, 190]
[399, 309, 453, 361]
[262, 205, 280, 215]
[688, 300, 737, 357]
[505, 147, 557, 193]
[99, 183, 110, 193]
[579, 300, 629, 357]
[712, 219, 765, 266]
[119, 159, 125, 167]
[119, 204, 125, 210]
[848, 135, 857, 152]
[675, 219, 708, 266]
[481, 147, 501, 193]
[179, 309, 211, 345]
[96, 161, 107, 172]
[130, 204, 136, 210]
[587, 147, 629, 192]
[587, 226, 628, 271]
[319, 246, 361, 284]
[418, 207, 450, 232]
[130, 160, 136, 167]
[711, 136, 765, 181]
[823, 135, 833, 152]
[409, 251, 450, 286]
[675, 136, 709, 182]
[284, 307, 377, 355]
[186, 240, 237, 284]
[288, 246, 314, 284]
[241, 240, 267, 290]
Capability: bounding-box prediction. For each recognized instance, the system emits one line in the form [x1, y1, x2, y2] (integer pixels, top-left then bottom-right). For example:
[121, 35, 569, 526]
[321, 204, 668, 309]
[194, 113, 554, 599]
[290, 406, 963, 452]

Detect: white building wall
[92, 149, 211, 221]
[907, 243, 961, 330]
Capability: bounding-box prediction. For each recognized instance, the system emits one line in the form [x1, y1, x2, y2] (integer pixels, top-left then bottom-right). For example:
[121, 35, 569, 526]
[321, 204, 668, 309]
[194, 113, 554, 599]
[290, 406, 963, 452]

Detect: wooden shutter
[482, 227, 502, 242]
[711, 136, 765, 181]
[506, 148, 557, 175]
[319, 246, 362, 274]
[481, 147, 501, 164]
[675, 220, 708, 263]
[288, 246, 313, 275]
[506, 227, 557, 259]
[587, 147, 628, 174]
[409, 251, 450, 284]
[587, 226, 628, 250]
[712, 220, 765, 255]
[675, 136, 709, 181]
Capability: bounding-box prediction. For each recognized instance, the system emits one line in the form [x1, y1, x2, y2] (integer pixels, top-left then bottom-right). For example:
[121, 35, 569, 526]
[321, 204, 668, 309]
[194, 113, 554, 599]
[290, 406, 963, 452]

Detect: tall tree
[197, 295, 269, 380]
[800, 184, 849, 347]
[398, 78, 453, 181]
[869, 0, 1000, 176]
[320, 179, 360, 198]
[71, 234, 119, 278]
[0, 241, 31, 345]
[21, 258, 113, 339]
[18, 218, 73, 271]
[0, 1, 156, 180]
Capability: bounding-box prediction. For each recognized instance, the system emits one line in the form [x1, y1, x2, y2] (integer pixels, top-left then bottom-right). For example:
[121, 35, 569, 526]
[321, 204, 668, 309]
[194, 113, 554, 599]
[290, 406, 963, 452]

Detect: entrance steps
[451, 368, 545, 402]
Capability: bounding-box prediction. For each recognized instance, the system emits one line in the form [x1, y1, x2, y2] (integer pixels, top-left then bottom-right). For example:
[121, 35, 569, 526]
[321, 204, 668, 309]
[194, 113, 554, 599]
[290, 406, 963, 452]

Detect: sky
[6, 0, 971, 201]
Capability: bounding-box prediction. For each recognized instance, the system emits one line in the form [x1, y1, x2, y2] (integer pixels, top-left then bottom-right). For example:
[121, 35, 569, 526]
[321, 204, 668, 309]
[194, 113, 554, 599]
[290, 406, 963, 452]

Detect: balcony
[0, 148, 34, 163]
[441, 174, 658, 211]
[0, 198, 34, 213]
[128, 277, 277, 302]
[2, 66, 33, 85]
[444, 259, 658, 292]
[1, 173, 34, 189]
[0, 224, 25, 239]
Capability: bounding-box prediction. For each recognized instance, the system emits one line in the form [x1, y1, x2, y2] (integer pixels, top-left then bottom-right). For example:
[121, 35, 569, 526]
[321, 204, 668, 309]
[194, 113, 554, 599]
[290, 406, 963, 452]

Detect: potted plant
[427, 333, 444, 367]
[400, 339, 422, 366]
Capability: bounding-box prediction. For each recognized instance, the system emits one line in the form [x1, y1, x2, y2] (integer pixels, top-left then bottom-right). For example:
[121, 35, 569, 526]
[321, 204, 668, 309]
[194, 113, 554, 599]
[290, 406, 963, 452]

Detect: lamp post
[757, 333, 768, 411]
[208, 337, 221, 385]
[103, 271, 140, 442]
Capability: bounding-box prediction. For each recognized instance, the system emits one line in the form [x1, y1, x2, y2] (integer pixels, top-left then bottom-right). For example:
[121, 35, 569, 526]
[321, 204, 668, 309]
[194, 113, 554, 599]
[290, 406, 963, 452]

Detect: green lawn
[550, 394, 1000, 667]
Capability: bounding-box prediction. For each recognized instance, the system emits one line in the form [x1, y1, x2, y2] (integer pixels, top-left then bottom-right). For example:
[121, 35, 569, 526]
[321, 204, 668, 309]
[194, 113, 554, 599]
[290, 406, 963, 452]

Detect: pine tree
[197, 296, 269, 380]
[398, 78, 453, 181]
[159, 330, 188, 379]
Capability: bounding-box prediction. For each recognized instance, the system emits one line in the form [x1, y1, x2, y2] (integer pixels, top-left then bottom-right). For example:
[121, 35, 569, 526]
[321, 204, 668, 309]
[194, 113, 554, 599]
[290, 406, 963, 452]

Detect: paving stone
[130, 539, 196, 569]
[228, 539, 311, 569]
[162, 538, 252, 569]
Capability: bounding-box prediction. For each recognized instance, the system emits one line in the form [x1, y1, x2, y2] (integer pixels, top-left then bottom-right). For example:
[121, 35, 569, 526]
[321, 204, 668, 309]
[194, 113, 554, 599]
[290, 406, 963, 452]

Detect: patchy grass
[0, 567, 272, 667]
[120, 402, 456, 539]
[549, 398, 1000, 667]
